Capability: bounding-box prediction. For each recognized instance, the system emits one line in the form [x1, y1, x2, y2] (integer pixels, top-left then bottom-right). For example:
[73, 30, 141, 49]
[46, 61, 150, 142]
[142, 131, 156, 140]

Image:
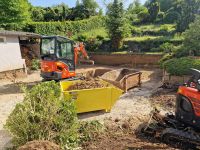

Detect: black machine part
[187, 68, 200, 91]
[140, 109, 200, 148]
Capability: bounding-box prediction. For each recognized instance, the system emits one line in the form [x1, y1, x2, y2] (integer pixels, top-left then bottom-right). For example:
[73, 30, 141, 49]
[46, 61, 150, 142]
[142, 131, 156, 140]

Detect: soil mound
[18, 140, 60, 150]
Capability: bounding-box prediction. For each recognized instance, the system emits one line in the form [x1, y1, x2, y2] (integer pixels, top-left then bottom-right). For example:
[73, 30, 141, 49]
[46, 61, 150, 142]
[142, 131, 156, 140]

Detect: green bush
[1, 16, 106, 36]
[159, 42, 174, 53]
[131, 24, 176, 36]
[183, 16, 200, 56]
[0, 23, 26, 31]
[124, 35, 183, 52]
[31, 59, 40, 70]
[79, 120, 103, 143]
[163, 57, 200, 75]
[5, 81, 79, 149]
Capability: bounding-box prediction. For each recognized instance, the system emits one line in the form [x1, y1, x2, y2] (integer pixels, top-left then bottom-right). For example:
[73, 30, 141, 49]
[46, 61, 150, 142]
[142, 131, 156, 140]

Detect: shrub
[79, 120, 103, 143]
[132, 24, 176, 36]
[159, 42, 174, 53]
[5, 81, 79, 149]
[183, 16, 200, 56]
[0, 23, 26, 31]
[31, 59, 40, 70]
[1, 16, 106, 36]
[173, 46, 189, 58]
[159, 53, 173, 67]
[163, 57, 200, 75]
[164, 11, 179, 24]
[124, 35, 183, 52]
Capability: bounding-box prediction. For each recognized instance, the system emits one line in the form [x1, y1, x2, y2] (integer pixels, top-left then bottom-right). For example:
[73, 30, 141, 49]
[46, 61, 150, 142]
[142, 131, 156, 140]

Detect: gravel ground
[0, 67, 162, 150]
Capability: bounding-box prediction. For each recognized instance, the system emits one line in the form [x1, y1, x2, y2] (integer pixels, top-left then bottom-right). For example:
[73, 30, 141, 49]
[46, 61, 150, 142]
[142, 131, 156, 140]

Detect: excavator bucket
[60, 80, 123, 113]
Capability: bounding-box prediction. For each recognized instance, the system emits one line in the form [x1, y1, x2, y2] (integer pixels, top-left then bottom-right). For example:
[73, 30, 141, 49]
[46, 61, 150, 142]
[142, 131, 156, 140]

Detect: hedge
[132, 24, 176, 36]
[124, 36, 183, 52]
[28, 16, 106, 36]
[0, 16, 106, 36]
[163, 57, 200, 76]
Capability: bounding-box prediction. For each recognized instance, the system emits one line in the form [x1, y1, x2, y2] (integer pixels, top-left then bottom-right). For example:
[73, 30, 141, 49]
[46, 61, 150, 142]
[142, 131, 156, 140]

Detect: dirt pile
[67, 78, 110, 90]
[83, 117, 175, 150]
[20, 46, 38, 67]
[150, 88, 176, 111]
[18, 140, 60, 150]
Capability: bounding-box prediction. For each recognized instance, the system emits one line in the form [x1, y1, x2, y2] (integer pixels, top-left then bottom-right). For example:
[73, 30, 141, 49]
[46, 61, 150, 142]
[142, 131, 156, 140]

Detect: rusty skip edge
[124, 71, 142, 92]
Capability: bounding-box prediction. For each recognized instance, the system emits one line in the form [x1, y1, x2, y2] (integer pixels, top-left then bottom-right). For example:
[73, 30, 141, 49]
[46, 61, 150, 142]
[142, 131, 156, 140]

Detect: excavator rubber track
[140, 109, 200, 148]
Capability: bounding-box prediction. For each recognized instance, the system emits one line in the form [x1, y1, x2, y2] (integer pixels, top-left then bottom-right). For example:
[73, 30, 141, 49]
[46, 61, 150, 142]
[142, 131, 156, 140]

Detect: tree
[31, 7, 45, 22]
[176, 0, 200, 32]
[82, 0, 99, 16]
[147, 0, 160, 22]
[106, 0, 130, 50]
[98, 8, 103, 16]
[0, 0, 31, 23]
[67, 0, 98, 20]
[127, 0, 149, 23]
[183, 16, 200, 56]
[159, 0, 174, 12]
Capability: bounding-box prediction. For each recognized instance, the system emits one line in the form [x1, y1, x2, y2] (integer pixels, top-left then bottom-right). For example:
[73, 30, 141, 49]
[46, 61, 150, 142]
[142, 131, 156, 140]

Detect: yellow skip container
[60, 80, 123, 113]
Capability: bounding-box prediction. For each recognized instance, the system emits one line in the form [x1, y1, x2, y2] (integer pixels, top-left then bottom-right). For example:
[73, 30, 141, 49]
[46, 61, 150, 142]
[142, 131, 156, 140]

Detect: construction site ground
[0, 65, 177, 150]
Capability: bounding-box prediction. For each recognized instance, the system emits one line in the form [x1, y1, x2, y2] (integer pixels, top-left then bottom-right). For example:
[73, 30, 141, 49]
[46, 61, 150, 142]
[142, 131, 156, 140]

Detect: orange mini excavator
[40, 36, 93, 81]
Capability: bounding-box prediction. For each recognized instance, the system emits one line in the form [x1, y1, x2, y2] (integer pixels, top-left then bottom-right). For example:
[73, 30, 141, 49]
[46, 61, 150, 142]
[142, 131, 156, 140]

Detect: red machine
[40, 36, 92, 80]
[141, 68, 200, 148]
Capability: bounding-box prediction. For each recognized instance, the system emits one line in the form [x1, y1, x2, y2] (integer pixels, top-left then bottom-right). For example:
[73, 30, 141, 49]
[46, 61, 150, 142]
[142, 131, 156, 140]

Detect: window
[0, 37, 6, 43]
[56, 38, 73, 60]
[41, 38, 55, 55]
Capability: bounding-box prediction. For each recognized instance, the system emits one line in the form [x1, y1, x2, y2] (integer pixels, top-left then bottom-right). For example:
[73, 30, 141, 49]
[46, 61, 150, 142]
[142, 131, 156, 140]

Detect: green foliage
[163, 57, 200, 75]
[132, 24, 176, 36]
[183, 16, 200, 56]
[0, 0, 31, 24]
[0, 23, 26, 31]
[164, 11, 180, 24]
[31, 59, 40, 70]
[126, 1, 149, 23]
[176, 0, 200, 32]
[72, 28, 108, 52]
[106, 0, 131, 50]
[31, 7, 45, 22]
[43, 4, 69, 22]
[72, 27, 108, 40]
[25, 16, 105, 36]
[159, 53, 173, 67]
[137, 7, 149, 23]
[79, 120, 103, 143]
[173, 46, 189, 58]
[124, 35, 183, 52]
[159, 0, 174, 12]
[159, 42, 174, 53]
[5, 81, 79, 149]
[147, 0, 160, 22]
[30, 0, 98, 22]
[67, 0, 99, 21]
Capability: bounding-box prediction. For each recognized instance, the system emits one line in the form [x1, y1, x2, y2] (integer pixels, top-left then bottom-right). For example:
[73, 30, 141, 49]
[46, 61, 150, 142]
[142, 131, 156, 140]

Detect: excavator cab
[40, 36, 76, 80]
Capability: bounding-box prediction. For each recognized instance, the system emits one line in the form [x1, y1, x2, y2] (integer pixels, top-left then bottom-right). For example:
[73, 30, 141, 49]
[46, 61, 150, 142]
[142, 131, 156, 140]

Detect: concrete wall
[0, 35, 25, 72]
[89, 53, 162, 66]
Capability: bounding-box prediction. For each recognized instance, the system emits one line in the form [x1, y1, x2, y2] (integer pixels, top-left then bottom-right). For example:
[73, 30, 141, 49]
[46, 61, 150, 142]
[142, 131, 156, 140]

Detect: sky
[29, 0, 146, 8]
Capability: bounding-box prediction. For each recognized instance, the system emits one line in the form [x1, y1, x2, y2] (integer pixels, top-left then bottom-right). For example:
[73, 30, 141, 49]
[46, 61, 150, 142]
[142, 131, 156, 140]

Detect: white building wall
[0, 35, 25, 72]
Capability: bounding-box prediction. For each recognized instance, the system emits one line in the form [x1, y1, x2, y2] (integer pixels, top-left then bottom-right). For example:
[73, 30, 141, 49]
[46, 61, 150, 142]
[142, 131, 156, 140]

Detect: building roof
[0, 30, 41, 38]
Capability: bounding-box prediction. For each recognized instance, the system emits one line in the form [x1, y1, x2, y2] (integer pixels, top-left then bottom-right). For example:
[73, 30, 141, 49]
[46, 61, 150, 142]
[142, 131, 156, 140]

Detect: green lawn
[134, 24, 176, 32]
[124, 35, 183, 42]
[72, 27, 108, 40]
